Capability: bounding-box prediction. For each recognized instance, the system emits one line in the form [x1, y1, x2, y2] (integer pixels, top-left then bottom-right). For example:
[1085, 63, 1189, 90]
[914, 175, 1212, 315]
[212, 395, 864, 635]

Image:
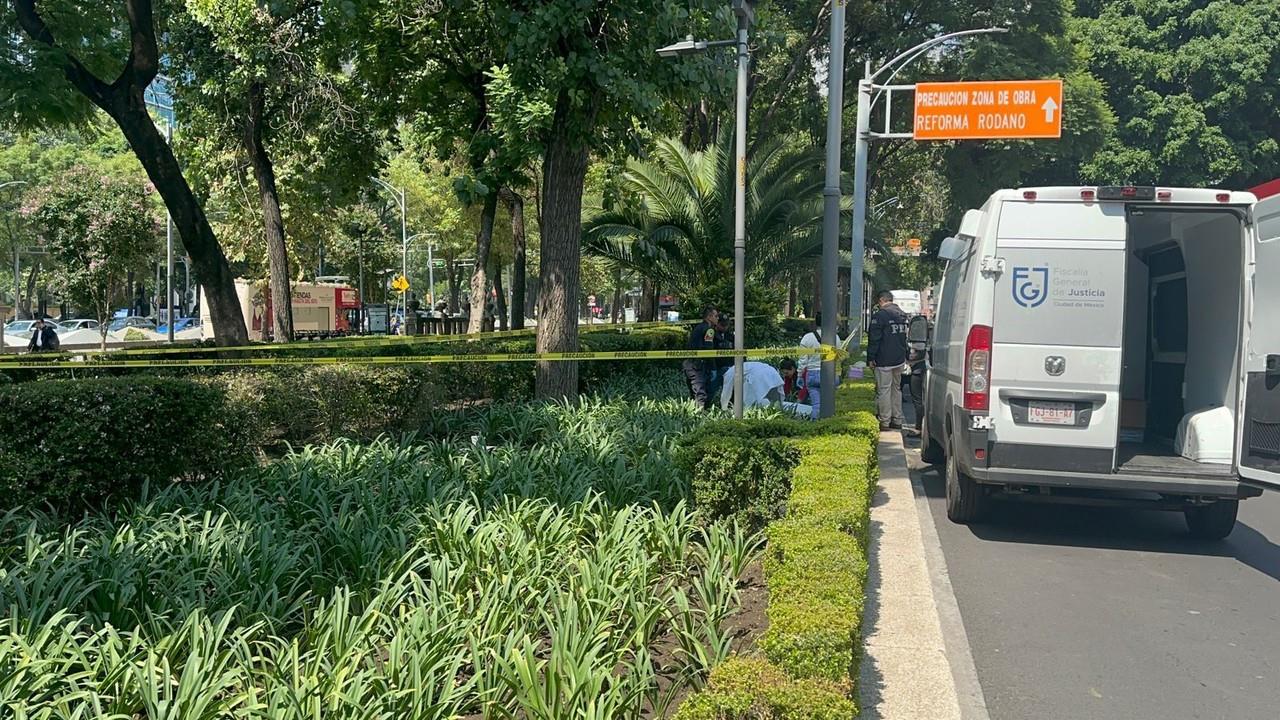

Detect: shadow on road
[902, 432, 1280, 584]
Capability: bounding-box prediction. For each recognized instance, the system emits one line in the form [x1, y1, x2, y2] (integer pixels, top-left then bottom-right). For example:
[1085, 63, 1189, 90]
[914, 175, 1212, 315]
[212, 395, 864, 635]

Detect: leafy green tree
[490, 0, 721, 397]
[24, 166, 159, 349]
[0, 123, 155, 320]
[5, 0, 249, 344]
[342, 5, 542, 334]
[583, 134, 825, 304]
[170, 0, 382, 342]
[1074, 0, 1280, 187]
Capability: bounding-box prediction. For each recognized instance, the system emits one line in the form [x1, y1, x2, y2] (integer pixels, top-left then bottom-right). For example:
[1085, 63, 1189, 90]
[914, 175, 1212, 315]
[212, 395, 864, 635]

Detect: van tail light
[1216, 193, 1231, 203]
[1022, 190, 1037, 200]
[964, 325, 992, 412]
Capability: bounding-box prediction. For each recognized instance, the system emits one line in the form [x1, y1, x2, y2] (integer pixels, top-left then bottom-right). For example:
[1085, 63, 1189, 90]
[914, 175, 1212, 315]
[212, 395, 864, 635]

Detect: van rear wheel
[945, 434, 988, 524]
[1184, 500, 1238, 540]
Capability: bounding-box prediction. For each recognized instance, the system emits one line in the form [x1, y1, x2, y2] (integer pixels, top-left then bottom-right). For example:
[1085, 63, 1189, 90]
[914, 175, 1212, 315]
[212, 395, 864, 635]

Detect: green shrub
[0, 377, 253, 507]
[674, 656, 855, 720]
[759, 386, 878, 685]
[676, 435, 801, 530]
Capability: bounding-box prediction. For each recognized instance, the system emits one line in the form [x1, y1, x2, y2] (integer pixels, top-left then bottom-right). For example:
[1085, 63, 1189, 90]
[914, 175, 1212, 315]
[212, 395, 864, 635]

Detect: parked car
[4, 319, 61, 338]
[920, 185, 1279, 539]
[155, 317, 200, 334]
[108, 316, 156, 332]
[55, 319, 100, 333]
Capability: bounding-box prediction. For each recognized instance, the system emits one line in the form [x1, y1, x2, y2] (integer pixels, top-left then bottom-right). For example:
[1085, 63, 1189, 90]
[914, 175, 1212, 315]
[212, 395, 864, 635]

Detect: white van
[890, 289, 923, 316]
[919, 186, 1280, 538]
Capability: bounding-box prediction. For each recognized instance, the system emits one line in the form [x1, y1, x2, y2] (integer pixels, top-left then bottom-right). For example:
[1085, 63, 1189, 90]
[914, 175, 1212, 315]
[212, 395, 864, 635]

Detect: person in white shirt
[797, 313, 841, 419]
[719, 361, 811, 417]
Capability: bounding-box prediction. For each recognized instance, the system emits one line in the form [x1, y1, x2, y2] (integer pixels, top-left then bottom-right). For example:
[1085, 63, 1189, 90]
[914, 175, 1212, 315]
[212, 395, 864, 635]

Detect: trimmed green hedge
[762, 432, 875, 682]
[0, 325, 692, 508]
[0, 377, 253, 507]
[676, 381, 879, 718]
[675, 435, 801, 531]
[673, 656, 855, 720]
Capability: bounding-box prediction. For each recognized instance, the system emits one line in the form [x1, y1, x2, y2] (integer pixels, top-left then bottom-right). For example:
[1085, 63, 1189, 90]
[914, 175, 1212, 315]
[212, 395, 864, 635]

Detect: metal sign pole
[731, 0, 753, 420]
[848, 70, 872, 352]
[819, 0, 846, 418]
[166, 120, 175, 343]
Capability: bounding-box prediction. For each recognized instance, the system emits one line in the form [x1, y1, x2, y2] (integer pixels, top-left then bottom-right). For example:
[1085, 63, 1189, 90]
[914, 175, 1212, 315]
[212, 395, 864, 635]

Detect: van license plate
[1028, 401, 1076, 425]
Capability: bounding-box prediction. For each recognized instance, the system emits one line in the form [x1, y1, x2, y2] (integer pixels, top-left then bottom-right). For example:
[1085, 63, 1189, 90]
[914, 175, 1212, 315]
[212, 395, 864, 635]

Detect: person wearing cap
[683, 305, 720, 409]
[867, 290, 911, 430]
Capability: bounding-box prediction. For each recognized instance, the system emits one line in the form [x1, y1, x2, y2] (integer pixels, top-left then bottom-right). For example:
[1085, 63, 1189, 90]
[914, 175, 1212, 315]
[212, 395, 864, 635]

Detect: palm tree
[583, 133, 829, 300]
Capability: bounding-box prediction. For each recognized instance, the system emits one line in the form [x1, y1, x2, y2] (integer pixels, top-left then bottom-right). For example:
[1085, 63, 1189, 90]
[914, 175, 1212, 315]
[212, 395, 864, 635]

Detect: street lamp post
[165, 120, 175, 343]
[372, 177, 408, 334]
[372, 178, 408, 284]
[406, 231, 438, 304]
[818, 0, 847, 418]
[657, 0, 754, 419]
[847, 28, 1008, 343]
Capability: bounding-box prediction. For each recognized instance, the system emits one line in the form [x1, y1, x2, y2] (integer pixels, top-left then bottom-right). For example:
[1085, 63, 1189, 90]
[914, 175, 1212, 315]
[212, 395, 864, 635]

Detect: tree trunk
[13, 0, 248, 345]
[501, 188, 527, 330]
[21, 265, 37, 319]
[535, 102, 592, 399]
[446, 259, 461, 314]
[491, 260, 508, 332]
[638, 278, 653, 322]
[611, 265, 622, 324]
[113, 111, 247, 344]
[245, 81, 293, 343]
[466, 191, 499, 334]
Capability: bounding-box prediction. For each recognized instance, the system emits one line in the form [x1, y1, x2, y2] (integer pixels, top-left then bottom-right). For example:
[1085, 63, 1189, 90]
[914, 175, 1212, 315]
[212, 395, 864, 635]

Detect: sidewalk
[858, 431, 989, 720]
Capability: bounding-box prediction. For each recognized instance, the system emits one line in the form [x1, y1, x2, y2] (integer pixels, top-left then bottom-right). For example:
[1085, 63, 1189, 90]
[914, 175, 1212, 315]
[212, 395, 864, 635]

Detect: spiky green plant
[0, 393, 764, 718]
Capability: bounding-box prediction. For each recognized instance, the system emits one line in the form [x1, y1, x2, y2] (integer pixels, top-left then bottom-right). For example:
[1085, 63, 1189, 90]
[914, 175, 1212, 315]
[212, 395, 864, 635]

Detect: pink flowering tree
[24, 167, 159, 351]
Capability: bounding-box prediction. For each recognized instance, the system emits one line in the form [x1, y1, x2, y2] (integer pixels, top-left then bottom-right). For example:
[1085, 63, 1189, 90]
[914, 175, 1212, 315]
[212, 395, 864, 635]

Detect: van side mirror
[938, 235, 967, 261]
[958, 208, 984, 238]
[908, 315, 931, 344]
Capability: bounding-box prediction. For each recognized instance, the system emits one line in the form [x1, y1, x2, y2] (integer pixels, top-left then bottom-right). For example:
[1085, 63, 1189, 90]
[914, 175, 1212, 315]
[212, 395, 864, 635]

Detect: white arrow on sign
[1041, 97, 1059, 123]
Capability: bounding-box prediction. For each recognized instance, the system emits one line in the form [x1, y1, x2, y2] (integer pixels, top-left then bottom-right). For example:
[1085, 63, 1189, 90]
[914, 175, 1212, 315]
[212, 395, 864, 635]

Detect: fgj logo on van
[1012, 266, 1050, 308]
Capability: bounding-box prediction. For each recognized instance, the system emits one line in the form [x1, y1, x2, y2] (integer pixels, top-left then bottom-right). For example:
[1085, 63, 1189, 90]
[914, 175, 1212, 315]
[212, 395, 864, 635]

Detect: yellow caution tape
[4, 345, 838, 370]
[0, 319, 694, 362]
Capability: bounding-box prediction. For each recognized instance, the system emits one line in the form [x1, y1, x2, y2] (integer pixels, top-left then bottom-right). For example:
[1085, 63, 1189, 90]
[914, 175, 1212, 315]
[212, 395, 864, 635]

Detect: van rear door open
[989, 200, 1128, 472]
[1240, 195, 1280, 489]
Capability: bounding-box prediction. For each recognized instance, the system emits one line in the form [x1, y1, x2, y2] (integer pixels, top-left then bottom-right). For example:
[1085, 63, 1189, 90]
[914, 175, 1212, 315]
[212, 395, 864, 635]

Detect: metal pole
[819, 0, 846, 418]
[166, 120, 175, 343]
[731, 8, 750, 420]
[427, 241, 436, 305]
[399, 188, 407, 281]
[848, 68, 872, 350]
[399, 188, 407, 335]
[14, 247, 21, 321]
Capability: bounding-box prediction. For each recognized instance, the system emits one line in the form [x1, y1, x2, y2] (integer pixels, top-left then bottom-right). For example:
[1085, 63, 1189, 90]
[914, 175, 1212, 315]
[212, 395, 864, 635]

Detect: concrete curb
[906, 439, 992, 720]
[858, 431, 991, 720]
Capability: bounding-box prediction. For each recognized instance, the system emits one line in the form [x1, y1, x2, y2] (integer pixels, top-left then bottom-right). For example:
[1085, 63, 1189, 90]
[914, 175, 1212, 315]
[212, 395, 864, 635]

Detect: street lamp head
[657, 36, 701, 58]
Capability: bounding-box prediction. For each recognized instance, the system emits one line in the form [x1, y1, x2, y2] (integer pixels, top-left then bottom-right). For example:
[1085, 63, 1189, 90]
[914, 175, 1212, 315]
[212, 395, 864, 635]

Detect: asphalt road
[903, 433, 1280, 720]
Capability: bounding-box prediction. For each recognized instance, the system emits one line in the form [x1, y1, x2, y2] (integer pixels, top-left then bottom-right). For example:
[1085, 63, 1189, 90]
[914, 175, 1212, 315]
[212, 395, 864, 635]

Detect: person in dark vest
[27, 317, 60, 353]
[867, 290, 910, 430]
[683, 305, 719, 409]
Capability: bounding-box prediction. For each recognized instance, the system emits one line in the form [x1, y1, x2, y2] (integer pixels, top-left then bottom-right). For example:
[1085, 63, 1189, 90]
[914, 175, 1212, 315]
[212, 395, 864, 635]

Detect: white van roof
[997, 186, 1257, 205]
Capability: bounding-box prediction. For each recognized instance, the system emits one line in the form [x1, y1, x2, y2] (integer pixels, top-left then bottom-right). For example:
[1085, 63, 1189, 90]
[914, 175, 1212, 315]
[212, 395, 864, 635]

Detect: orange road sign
[913, 79, 1063, 141]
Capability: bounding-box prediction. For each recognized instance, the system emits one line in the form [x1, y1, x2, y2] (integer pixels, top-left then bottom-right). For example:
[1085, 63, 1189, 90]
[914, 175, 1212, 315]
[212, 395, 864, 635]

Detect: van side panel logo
[1012, 266, 1050, 308]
